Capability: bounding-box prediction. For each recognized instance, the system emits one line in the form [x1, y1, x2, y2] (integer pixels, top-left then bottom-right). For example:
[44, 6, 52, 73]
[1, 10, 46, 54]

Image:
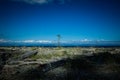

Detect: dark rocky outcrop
[0, 52, 11, 74]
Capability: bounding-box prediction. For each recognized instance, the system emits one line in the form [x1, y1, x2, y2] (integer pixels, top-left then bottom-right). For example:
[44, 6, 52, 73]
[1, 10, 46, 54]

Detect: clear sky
[0, 0, 120, 41]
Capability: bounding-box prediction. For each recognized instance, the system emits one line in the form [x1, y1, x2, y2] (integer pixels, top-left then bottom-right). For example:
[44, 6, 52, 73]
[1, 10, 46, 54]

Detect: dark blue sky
[0, 0, 120, 41]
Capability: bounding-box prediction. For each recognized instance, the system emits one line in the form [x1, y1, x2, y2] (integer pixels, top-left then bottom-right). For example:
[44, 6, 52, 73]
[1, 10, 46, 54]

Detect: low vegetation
[0, 47, 120, 80]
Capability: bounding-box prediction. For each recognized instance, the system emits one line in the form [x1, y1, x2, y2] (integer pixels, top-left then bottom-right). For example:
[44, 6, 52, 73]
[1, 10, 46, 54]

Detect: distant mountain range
[0, 39, 120, 47]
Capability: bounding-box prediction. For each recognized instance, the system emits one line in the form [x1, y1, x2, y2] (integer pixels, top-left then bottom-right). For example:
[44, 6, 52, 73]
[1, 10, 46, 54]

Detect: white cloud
[12, 0, 50, 4]
[12, 0, 70, 5]
[0, 39, 12, 43]
[0, 39, 6, 42]
[14, 40, 53, 43]
[14, 40, 24, 43]
[80, 39, 91, 42]
[23, 40, 35, 43]
[1, 39, 119, 45]
[25, 0, 49, 4]
[36, 40, 52, 43]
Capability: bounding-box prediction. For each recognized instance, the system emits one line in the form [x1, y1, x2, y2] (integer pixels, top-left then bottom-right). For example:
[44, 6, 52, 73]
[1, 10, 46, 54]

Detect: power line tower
[57, 34, 61, 48]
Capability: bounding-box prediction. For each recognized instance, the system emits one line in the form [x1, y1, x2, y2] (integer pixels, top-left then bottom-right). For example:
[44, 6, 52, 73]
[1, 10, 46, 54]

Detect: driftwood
[20, 51, 38, 60]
